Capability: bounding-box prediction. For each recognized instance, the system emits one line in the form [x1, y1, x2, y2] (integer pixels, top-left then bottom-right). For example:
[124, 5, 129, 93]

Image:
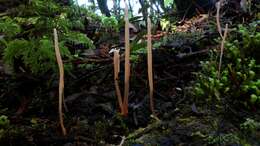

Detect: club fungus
[123, 0, 130, 116]
[53, 28, 67, 136]
[216, 0, 223, 38]
[147, 17, 155, 115]
[110, 49, 124, 114]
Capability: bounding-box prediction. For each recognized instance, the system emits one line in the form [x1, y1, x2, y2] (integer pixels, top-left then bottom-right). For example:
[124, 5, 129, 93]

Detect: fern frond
[3, 37, 72, 75]
[0, 17, 21, 38]
[64, 31, 95, 49]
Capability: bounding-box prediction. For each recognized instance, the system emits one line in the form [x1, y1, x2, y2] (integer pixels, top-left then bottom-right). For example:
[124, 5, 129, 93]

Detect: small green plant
[3, 38, 72, 75]
[192, 22, 260, 107]
[0, 115, 10, 139]
[0, 115, 9, 128]
[0, 0, 98, 75]
[0, 17, 21, 39]
[238, 118, 260, 145]
[241, 79, 260, 105]
[207, 133, 240, 145]
[240, 118, 260, 134]
[64, 31, 95, 50]
[101, 16, 119, 32]
[237, 22, 260, 58]
[164, 0, 174, 7]
[193, 60, 230, 103]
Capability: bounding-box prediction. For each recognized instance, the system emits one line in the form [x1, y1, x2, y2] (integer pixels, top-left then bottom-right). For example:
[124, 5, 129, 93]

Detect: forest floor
[0, 7, 260, 146]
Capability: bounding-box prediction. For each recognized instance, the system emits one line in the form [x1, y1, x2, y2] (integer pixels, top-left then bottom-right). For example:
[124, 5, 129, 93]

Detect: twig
[53, 28, 67, 136]
[126, 119, 161, 140]
[118, 136, 126, 146]
[218, 24, 228, 79]
[77, 136, 96, 143]
[0, 12, 8, 17]
[67, 54, 125, 64]
[176, 49, 209, 59]
[65, 91, 87, 103]
[123, 0, 130, 116]
[147, 17, 155, 115]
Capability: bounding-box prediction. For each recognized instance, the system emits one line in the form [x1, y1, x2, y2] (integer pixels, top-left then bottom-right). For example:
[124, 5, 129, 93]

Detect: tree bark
[97, 0, 111, 17]
[112, 0, 120, 19]
[139, 0, 148, 24]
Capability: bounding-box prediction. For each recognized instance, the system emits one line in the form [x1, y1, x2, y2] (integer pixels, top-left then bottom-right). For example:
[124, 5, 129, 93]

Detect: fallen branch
[53, 28, 67, 136]
[126, 116, 161, 140]
[0, 12, 8, 17]
[66, 54, 125, 64]
[176, 49, 209, 59]
[118, 136, 126, 146]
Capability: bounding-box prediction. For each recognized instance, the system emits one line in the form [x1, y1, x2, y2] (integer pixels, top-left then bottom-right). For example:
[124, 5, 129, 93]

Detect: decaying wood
[53, 28, 67, 136]
[126, 116, 161, 140]
[176, 49, 209, 59]
[118, 136, 126, 146]
[123, 0, 130, 116]
[147, 17, 155, 115]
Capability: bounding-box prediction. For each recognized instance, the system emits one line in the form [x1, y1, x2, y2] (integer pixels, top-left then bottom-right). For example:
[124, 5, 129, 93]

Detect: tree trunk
[158, 0, 166, 12]
[112, 0, 120, 19]
[128, 0, 133, 17]
[174, 0, 216, 18]
[139, 0, 148, 23]
[97, 0, 111, 17]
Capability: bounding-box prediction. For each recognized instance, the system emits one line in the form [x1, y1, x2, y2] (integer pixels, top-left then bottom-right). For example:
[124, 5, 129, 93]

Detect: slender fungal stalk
[53, 28, 67, 136]
[147, 17, 155, 115]
[216, 1, 223, 38]
[218, 24, 228, 79]
[123, 0, 130, 116]
[113, 49, 124, 114]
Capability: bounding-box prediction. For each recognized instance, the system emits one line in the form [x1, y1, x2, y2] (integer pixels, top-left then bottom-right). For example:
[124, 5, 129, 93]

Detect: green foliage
[236, 22, 260, 59]
[207, 133, 240, 145]
[0, 17, 21, 39]
[0, 115, 10, 139]
[101, 16, 119, 31]
[193, 60, 230, 103]
[164, 0, 174, 7]
[64, 31, 95, 49]
[193, 50, 259, 106]
[239, 64, 260, 105]
[160, 18, 171, 31]
[0, 0, 98, 75]
[0, 115, 9, 128]
[3, 38, 71, 74]
[192, 23, 260, 107]
[240, 118, 260, 134]
[94, 121, 108, 141]
[130, 41, 147, 62]
[235, 118, 260, 145]
[30, 117, 48, 130]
